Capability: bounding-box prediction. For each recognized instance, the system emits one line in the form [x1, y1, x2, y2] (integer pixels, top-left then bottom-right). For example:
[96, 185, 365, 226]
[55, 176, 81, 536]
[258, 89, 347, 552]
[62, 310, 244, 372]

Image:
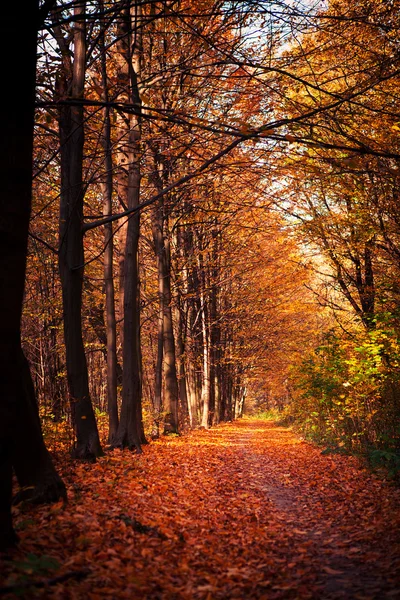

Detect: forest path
[2, 419, 400, 599]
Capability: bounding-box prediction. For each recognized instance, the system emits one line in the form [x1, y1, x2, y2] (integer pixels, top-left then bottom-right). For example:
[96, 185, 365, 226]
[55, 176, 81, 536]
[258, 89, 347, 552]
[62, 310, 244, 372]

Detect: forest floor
[1, 419, 400, 599]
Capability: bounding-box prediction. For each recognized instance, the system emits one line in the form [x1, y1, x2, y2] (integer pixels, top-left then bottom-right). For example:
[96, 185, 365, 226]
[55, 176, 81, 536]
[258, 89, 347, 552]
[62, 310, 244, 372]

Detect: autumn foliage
[3, 1, 400, 594]
[2, 419, 400, 598]
[17, 0, 399, 460]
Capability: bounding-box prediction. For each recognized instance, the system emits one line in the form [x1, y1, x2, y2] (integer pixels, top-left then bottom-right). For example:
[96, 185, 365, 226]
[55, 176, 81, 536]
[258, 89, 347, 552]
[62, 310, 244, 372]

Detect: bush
[286, 321, 400, 459]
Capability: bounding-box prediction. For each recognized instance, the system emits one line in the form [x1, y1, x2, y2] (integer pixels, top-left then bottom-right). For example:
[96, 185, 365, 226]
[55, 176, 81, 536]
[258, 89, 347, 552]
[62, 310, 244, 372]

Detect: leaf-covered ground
[1, 419, 400, 599]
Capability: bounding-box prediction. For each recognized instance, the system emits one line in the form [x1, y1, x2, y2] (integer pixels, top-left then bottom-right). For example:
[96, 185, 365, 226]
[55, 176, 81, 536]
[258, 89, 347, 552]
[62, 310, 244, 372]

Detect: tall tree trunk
[113, 0, 145, 450]
[56, 2, 103, 459]
[199, 250, 211, 428]
[223, 329, 234, 421]
[185, 227, 200, 427]
[210, 228, 221, 425]
[219, 341, 227, 423]
[0, 2, 66, 548]
[48, 318, 65, 421]
[150, 149, 179, 434]
[152, 208, 164, 437]
[200, 298, 211, 428]
[162, 232, 179, 433]
[187, 359, 199, 427]
[114, 0, 135, 356]
[234, 374, 246, 419]
[174, 293, 189, 427]
[99, 0, 119, 444]
[12, 355, 67, 504]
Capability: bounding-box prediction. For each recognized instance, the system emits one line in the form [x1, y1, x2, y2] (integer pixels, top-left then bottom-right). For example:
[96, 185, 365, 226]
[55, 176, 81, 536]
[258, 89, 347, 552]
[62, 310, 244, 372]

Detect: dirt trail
[233, 422, 400, 599]
[1, 419, 400, 599]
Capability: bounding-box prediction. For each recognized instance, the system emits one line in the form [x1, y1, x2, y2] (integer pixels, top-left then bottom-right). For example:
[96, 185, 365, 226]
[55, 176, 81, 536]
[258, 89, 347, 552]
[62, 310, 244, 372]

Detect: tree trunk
[150, 149, 179, 434]
[153, 235, 164, 437]
[174, 294, 190, 428]
[113, 0, 145, 451]
[200, 301, 211, 428]
[99, 2, 119, 444]
[210, 228, 221, 425]
[161, 234, 179, 434]
[56, 2, 103, 460]
[12, 354, 67, 505]
[115, 193, 143, 450]
[185, 228, 200, 427]
[199, 252, 211, 429]
[0, 1, 66, 548]
[115, 2, 131, 355]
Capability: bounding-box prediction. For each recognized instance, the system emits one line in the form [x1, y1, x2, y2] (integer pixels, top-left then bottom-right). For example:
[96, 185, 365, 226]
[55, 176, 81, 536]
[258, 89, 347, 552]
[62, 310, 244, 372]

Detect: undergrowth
[285, 323, 400, 482]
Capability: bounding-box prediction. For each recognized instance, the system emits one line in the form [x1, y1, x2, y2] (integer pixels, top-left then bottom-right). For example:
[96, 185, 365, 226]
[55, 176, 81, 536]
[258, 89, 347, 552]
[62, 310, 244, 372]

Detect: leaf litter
[1, 419, 400, 599]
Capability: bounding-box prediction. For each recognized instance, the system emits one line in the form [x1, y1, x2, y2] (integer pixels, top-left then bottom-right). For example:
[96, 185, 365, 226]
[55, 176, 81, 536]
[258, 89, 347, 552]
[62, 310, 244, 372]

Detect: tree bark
[185, 227, 200, 427]
[173, 291, 189, 428]
[0, 1, 66, 548]
[99, 0, 119, 444]
[12, 354, 67, 505]
[162, 233, 180, 433]
[200, 301, 211, 428]
[152, 226, 164, 437]
[56, 2, 103, 459]
[150, 148, 179, 434]
[199, 251, 211, 429]
[113, 0, 145, 451]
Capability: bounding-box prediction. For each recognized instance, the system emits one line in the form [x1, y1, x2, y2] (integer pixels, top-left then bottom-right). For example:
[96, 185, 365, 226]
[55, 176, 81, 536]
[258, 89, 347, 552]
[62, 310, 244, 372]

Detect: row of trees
[277, 0, 400, 455]
[2, 0, 400, 547]
[26, 0, 319, 459]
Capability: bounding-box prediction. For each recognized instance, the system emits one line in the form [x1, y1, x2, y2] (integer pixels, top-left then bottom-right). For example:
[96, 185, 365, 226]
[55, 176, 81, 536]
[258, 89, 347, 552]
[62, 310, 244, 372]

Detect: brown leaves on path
[1, 419, 400, 599]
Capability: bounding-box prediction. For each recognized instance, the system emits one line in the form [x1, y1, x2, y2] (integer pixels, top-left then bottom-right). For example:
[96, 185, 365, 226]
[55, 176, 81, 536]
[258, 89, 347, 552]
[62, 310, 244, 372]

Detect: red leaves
[1, 420, 400, 598]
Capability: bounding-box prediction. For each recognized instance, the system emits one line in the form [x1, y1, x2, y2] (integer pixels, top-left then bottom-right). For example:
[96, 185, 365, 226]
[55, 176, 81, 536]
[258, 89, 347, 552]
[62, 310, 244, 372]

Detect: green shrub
[286, 321, 400, 464]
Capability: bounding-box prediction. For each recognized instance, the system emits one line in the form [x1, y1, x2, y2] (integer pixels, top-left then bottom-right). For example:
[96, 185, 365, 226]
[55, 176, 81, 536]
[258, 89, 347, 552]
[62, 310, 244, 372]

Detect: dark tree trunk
[150, 150, 179, 435]
[0, 353, 65, 549]
[162, 234, 180, 434]
[47, 318, 65, 422]
[210, 228, 221, 425]
[0, 2, 66, 549]
[173, 292, 190, 428]
[200, 300, 211, 428]
[113, 1, 145, 451]
[102, 173, 120, 445]
[115, 1, 131, 356]
[99, 1, 119, 444]
[55, 2, 103, 460]
[150, 187, 164, 437]
[199, 250, 211, 429]
[12, 354, 67, 505]
[185, 227, 201, 427]
[153, 252, 164, 437]
[115, 187, 143, 450]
